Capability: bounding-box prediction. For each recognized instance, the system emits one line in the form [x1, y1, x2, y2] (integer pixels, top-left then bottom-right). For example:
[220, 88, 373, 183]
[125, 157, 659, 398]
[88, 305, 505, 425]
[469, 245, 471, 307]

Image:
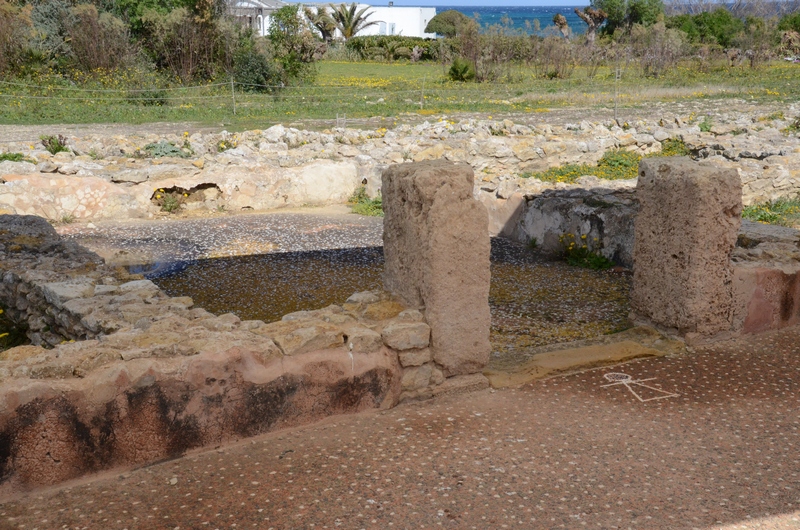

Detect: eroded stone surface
[631, 157, 742, 340]
[0, 215, 437, 491]
[383, 160, 491, 376]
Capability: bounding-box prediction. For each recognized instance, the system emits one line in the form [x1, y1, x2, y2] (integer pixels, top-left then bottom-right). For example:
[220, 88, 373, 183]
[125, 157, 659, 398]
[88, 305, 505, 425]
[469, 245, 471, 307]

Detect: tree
[575, 7, 607, 45]
[305, 5, 336, 43]
[553, 13, 571, 38]
[424, 9, 471, 38]
[268, 4, 320, 82]
[328, 3, 378, 40]
[665, 8, 744, 48]
[592, 0, 664, 34]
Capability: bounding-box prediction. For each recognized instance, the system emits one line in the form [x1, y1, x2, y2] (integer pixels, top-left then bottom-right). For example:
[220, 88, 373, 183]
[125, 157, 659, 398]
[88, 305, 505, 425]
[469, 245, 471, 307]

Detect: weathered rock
[631, 157, 742, 341]
[398, 347, 432, 367]
[401, 363, 433, 391]
[381, 321, 431, 351]
[382, 160, 491, 376]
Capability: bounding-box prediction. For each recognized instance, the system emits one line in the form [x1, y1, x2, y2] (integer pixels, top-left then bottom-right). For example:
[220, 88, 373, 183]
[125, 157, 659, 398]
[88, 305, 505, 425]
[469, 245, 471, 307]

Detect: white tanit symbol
[601, 372, 679, 402]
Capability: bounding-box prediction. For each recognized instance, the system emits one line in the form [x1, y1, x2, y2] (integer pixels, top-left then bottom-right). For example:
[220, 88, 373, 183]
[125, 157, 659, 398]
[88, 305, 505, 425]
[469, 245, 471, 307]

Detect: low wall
[2, 114, 799, 221]
[0, 214, 486, 493]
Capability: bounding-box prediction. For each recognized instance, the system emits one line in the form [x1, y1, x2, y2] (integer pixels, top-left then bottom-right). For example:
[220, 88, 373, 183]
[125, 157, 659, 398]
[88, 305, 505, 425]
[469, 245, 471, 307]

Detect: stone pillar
[382, 160, 491, 376]
[631, 157, 742, 342]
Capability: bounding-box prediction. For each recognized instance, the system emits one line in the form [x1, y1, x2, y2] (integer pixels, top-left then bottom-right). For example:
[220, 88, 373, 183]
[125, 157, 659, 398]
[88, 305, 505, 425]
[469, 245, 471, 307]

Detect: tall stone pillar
[631, 157, 742, 342]
[382, 160, 491, 376]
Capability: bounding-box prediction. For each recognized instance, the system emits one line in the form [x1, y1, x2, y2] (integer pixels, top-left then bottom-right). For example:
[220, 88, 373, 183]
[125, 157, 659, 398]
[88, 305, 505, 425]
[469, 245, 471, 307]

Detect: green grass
[522, 138, 691, 183]
[0, 152, 31, 162]
[348, 186, 384, 217]
[0, 60, 798, 127]
[742, 197, 800, 226]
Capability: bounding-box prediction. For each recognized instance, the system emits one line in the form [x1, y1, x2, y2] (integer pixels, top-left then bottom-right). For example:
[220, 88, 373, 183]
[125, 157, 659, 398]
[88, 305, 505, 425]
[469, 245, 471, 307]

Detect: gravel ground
[1, 325, 798, 529]
[57, 210, 631, 370]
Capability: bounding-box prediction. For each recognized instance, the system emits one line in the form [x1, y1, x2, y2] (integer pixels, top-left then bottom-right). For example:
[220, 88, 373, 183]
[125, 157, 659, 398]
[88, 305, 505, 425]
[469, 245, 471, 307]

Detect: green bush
[233, 46, 281, 92]
[143, 140, 189, 158]
[449, 57, 476, 82]
[346, 35, 438, 61]
[40, 134, 70, 155]
[348, 186, 383, 217]
[559, 233, 615, 270]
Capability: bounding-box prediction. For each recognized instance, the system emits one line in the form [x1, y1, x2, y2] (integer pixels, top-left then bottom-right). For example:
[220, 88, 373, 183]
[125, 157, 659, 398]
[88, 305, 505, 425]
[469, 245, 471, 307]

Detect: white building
[302, 3, 436, 39]
[232, 1, 436, 39]
[230, 0, 286, 37]
[356, 4, 437, 38]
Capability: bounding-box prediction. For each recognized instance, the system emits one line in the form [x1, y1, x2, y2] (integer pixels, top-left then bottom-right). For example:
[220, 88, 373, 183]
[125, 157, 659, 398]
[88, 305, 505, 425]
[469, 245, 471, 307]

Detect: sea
[436, 5, 588, 35]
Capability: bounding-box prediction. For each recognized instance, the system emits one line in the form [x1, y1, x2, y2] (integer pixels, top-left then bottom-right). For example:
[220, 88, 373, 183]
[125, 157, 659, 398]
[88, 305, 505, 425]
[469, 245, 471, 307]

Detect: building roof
[231, 0, 285, 9]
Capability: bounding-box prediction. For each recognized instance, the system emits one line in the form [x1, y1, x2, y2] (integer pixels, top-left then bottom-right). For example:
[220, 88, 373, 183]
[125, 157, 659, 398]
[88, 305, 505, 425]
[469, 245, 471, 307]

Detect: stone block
[631, 157, 742, 338]
[382, 160, 491, 375]
[398, 347, 432, 367]
[381, 321, 430, 351]
[401, 363, 433, 391]
[345, 325, 383, 353]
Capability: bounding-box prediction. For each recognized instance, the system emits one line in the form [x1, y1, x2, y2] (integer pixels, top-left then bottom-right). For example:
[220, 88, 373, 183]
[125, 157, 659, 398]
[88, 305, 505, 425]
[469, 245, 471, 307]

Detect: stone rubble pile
[1, 110, 799, 220]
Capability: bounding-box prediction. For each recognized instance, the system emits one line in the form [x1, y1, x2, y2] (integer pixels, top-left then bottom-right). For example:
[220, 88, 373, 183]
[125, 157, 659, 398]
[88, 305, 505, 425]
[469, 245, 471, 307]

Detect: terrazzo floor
[56, 209, 631, 371]
[2, 325, 799, 529]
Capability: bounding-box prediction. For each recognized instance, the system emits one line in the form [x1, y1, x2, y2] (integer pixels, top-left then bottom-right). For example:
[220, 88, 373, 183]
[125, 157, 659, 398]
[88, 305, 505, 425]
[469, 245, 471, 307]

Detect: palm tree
[304, 6, 337, 43]
[328, 3, 378, 40]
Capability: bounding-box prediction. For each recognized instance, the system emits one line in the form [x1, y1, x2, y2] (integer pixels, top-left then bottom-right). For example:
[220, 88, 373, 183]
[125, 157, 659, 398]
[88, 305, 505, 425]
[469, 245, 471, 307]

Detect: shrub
[630, 21, 687, 77]
[559, 233, 615, 270]
[233, 45, 281, 92]
[348, 186, 383, 217]
[40, 135, 70, 155]
[151, 187, 187, 213]
[346, 36, 438, 61]
[448, 57, 476, 81]
[0, 0, 31, 76]
[0, 152, 29, 162]
[143, 140, 190, 158]
[142, 7, 217, 83]
[68, 5, 132, 72]
[742, 197, 800, 226]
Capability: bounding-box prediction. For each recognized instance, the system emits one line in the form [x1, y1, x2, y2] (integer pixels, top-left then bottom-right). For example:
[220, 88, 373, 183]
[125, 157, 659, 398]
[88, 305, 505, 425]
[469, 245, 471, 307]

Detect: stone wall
[0, 213, 485, 493]
[383, 160, 492, 394]
[2, 113, 800, 221]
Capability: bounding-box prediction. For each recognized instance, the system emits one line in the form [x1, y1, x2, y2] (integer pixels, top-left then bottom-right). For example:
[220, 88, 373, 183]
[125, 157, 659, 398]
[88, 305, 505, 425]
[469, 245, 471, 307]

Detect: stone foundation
[382, 160, 491, 385]
[0, 214, 488, 492]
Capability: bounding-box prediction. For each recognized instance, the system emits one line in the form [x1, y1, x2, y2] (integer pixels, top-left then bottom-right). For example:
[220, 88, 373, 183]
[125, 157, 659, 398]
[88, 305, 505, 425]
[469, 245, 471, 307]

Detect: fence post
[231, 78, 236, 116]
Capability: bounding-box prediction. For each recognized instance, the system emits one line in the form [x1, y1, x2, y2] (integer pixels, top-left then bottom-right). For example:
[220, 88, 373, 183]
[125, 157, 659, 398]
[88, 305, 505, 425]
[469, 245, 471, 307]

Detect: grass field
[0, 60, 798, 127]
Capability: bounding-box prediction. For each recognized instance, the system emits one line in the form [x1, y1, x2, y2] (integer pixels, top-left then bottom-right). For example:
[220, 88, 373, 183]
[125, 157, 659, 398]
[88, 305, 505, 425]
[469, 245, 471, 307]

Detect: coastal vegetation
[0, 0, 798, 126]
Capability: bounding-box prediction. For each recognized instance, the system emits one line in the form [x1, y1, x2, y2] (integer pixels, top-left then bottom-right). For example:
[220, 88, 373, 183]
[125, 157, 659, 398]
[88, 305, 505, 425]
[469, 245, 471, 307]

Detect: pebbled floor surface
[2, 324, 799, 529]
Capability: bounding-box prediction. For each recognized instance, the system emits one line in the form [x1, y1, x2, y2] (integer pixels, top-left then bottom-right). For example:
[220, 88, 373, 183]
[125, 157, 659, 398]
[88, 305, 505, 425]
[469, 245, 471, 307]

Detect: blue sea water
[436, 5, 588, 35]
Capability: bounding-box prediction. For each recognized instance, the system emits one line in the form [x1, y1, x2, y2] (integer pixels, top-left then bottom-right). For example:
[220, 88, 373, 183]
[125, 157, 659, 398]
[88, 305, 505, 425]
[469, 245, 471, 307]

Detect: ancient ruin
[383, 160, 491, 378]
[631, 157, 743, 341]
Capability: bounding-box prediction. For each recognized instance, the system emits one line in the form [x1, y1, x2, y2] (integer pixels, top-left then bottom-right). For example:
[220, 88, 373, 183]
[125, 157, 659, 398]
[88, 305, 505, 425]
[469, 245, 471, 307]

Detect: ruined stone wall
[0, 213, 488, 493]
[630, 157, 743, 342]
[2, 114, 799, 221]
[382, 160, 492, 394]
